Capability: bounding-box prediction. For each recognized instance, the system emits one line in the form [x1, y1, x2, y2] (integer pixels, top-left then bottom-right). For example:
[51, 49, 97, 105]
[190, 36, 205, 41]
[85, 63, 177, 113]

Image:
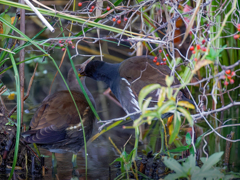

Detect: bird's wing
[23, 91, 93, 144]
[119, 56, 186, 101]
[113, 78, 141, 119]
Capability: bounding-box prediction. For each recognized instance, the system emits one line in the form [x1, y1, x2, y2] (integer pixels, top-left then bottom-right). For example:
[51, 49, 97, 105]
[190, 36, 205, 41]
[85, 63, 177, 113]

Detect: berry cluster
[59, 40, 75, 51]
[234, 24, 240, 39]
[223, 70, 235, 86]
[78, 2, 95, 12]
[189, 40, 208, 61]
[152, 50, 169, 66]
[112, 16, 128, 24]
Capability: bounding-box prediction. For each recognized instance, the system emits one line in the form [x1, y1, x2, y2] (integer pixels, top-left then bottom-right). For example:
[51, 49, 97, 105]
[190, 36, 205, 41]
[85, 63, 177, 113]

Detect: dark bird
[22, 61, 95, 171]
[80, 55, 194, 120]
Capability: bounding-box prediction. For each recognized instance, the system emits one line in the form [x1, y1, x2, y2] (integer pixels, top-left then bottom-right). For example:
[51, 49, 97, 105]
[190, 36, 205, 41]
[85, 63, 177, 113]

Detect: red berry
[159, 49, 162, 53]
[238, 24, 240, 28]
[222, 75, 226, 79]
[202, 47, 207, 52]
[154, 56, 157, 59]
[60, 44, 64, 47]
[65, 40, 68, 43]
[230, 79, 234, 84]
[61, 48, 66, 51]
[227, 75, 232, 79]
[225, 70, 231, 74]
[89, 9, 93, 12]
[156, 62, 160, 66]
[190, 46, 194, 51]
[238, 28, 240, 32]
[202, 39, 206, 44]
[166, 54, 169, 57]
[192, 50, 196, 54]
[163, 58, 166, 61]
[78, 2, 82, 7]
[196, 44, 201, 50]
[194, 58, 198, 61]
[163, 62, 167, 65]
[107, 6, 110, 11]
[59, 40, 62, 43]
[91, 6, 95, 9]
[68, 41, 72, 44]
[234, 34, 239, 39]
[206, 24, 209, 27]
[231, 71, 235, 76]
[72, 46, 75, 49]
[224, 81, 229, 86]
[117, 20, 121, 24]
[160, 62, 163, 65]
[153, 59, 157, 63]
[112, 17, 116, 22]
[124, 17, 128, 21]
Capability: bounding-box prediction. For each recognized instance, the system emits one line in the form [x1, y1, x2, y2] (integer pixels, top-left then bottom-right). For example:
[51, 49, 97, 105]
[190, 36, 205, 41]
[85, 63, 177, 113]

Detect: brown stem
[8, 63, 38, 117]
[19, 0, 25, 125]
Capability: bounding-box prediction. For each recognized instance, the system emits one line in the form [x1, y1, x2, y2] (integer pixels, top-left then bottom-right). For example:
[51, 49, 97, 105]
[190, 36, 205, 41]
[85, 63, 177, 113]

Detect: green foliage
[205, 45, 227, 61]
[0, 14, 11, 40]
[163, 152, 228, 180]
[136, 83, 194, 145]
[111, 148, 136, 173]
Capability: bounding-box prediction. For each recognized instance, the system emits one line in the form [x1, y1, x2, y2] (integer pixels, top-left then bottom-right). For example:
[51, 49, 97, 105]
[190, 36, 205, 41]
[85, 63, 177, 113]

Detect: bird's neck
[92, 62, 120, 86]
[68, 77, 96, 107]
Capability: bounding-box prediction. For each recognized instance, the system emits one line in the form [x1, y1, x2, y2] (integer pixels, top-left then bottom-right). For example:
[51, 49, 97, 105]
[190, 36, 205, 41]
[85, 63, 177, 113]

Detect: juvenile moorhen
[80, 55, 194, 120]
[22, 62, 95, 170]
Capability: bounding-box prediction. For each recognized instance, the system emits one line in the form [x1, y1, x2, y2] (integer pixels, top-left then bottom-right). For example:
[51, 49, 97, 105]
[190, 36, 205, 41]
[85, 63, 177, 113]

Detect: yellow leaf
[11, 17, 17, 24]
[157, 87, 166, 107]
[192, 59, 213, 73]
[168, 123, 174, 136]
[177, 100, 195, 109]
[7, 93, 15, 100]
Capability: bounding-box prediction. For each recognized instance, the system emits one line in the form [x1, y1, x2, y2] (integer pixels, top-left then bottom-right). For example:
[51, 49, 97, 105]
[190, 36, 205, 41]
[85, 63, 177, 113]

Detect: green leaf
[177, 106, 193, 126]
[110, 157, 124, 165]
[164, 173, 187, 180]
[193, 169, 224, 179]
[138, 84, 161, 109]
[195, 135, 203, 148]
[189, 147, 195, 155]
[141, 97, 152, 112]
[169, 112, 181, 144]
[168, 145, 190, 153]
[127, 148, 135, 162]
[165, 75, 174, 87]
[186, 132, 192, 145]
[182, 154, 196, 174]
[200, 152, 224, 172]
[162, 156, 185, 174]
[157, 87, 166, 107]
[157, 100, 175, 115]
[167, 87, 173, 100]
[1, 14, 11, 40]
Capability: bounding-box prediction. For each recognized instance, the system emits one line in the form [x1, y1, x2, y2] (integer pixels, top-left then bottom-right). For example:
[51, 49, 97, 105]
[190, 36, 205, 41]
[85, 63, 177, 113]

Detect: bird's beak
[79, 56, 95, 76]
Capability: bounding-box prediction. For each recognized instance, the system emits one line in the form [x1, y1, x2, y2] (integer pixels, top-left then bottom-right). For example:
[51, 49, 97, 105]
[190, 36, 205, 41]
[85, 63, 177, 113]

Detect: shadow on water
[39, 126, 136, 180]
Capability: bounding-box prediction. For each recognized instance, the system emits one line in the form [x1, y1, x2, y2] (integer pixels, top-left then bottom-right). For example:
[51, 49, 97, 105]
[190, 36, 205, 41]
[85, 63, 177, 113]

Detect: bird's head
[79, 59, 105, 80]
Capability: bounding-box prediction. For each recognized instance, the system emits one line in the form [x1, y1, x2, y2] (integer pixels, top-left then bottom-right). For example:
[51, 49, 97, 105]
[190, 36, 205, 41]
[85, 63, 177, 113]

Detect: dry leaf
[193, 59, 213, 73]
[180, 0, 202, 46]
[177, 101, 195, 109]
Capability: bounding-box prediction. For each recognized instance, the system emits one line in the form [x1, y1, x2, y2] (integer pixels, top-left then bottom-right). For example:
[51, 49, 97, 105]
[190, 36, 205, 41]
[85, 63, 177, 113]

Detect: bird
[22, 60, 96, 172]
[79, 55, 194, 120]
